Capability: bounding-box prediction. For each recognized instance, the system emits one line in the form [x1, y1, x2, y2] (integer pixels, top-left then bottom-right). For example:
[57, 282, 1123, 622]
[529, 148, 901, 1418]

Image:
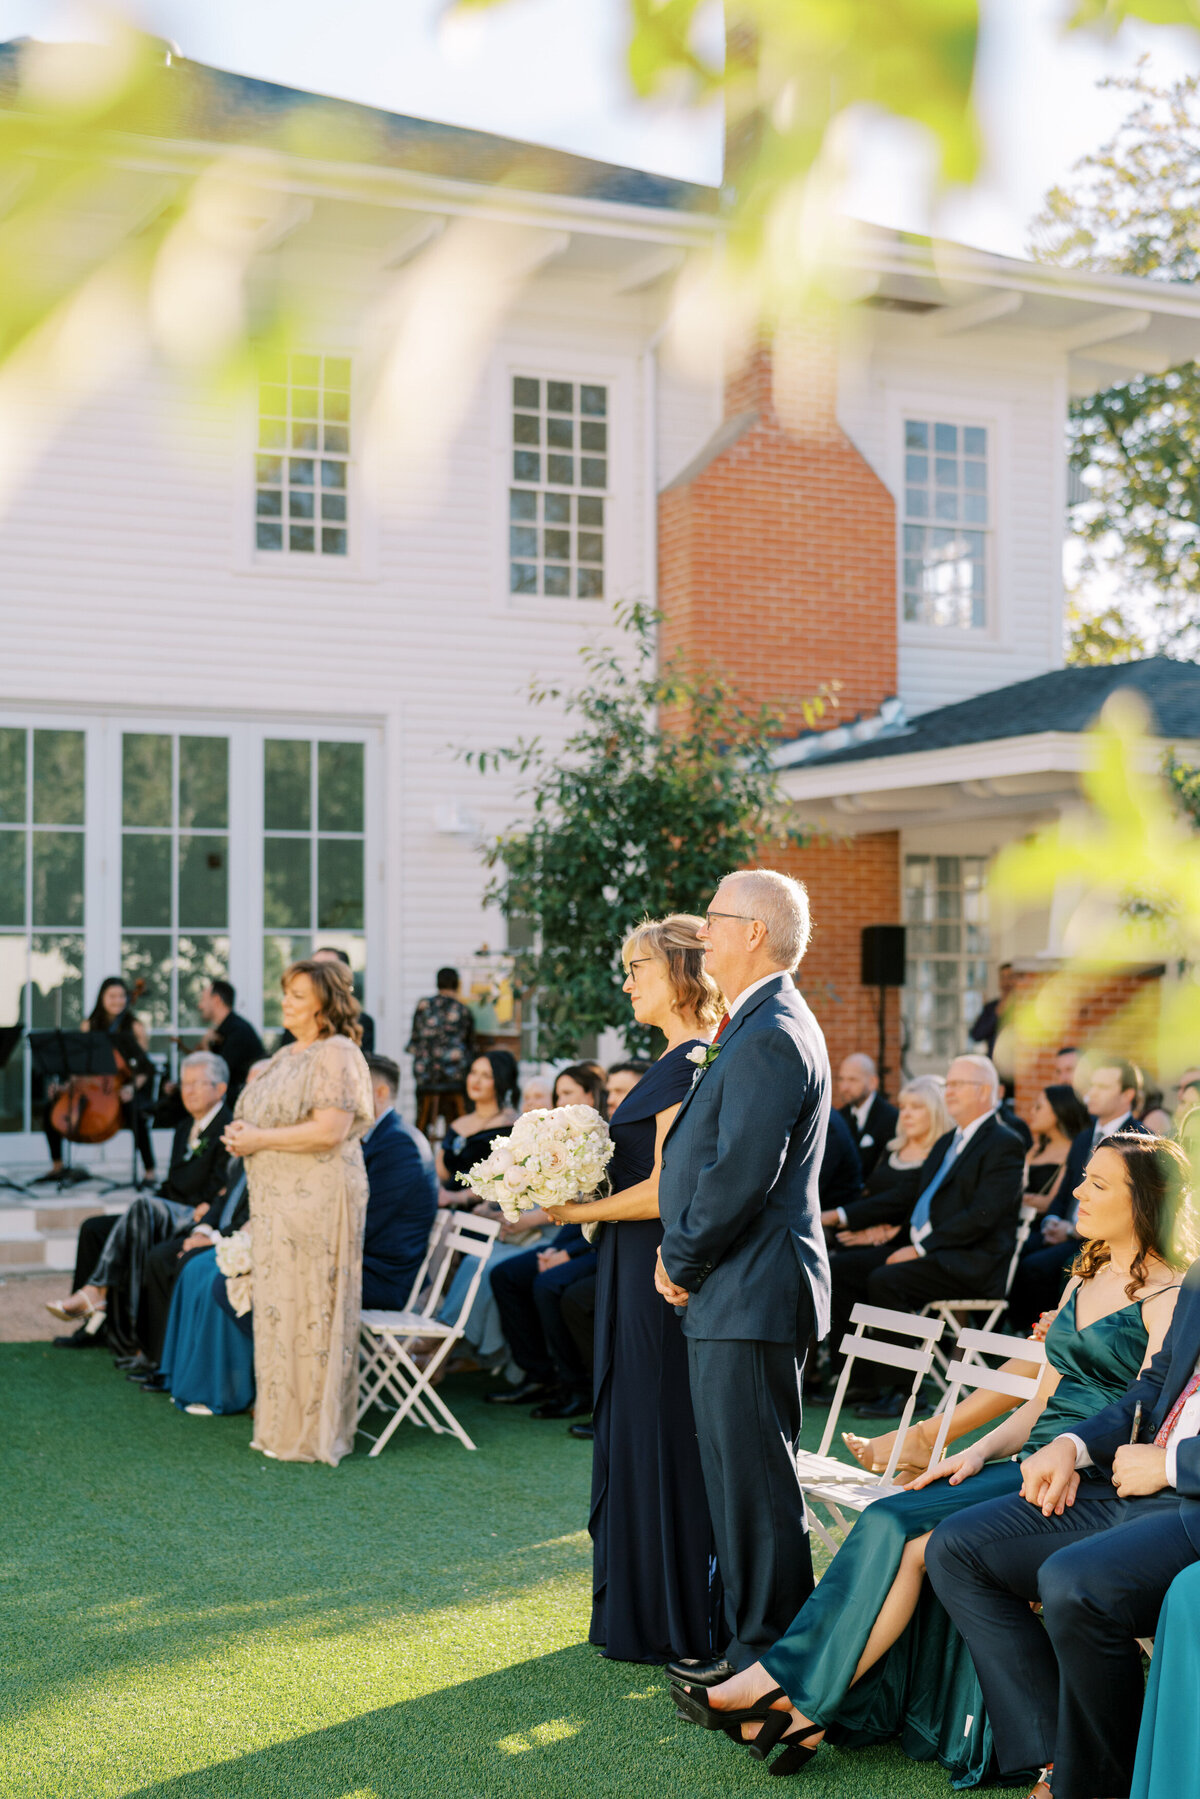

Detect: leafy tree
[460, 602, 833, 1057]
[1064, 593, 1147, 665]
[1031, 66, 1200, 654]
[1165, 750, 1200, 831]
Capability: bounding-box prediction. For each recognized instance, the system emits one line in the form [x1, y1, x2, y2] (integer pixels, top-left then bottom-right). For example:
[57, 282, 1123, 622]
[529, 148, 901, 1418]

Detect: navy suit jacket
[1075, 1258, 1200, 1554]
[658, 972, 832, 1343]
[362, 1108, 438, 1309]
[820, 1108, 863, 1216]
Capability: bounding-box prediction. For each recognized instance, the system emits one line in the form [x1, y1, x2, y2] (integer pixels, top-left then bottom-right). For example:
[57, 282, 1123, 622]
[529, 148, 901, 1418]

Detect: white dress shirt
[726, 969, 793, 1018]
[1061, 1351, 1200, 1488]
[188, 1100, 224, 1148]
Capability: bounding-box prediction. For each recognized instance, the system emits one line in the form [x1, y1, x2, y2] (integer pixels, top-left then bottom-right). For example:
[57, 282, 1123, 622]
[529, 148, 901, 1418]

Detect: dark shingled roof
[0, 41, 718, 215]
[797, 657, 1200, 769]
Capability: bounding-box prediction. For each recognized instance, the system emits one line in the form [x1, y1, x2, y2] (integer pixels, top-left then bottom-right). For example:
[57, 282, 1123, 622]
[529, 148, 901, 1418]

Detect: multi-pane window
[262, 739, 365, 1027]
[902, 419, 989, 629]
[0, 728, 86, 1132]
[902, 854, 989, 1067]
[509, 376, 607, 599]
[121, 734, 230, 1054]
[255, 354, 350, 558]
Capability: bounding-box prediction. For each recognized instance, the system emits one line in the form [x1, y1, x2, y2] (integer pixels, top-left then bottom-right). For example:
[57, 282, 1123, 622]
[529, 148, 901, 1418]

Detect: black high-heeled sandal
[764, 1723, 824, 1776]
[670, 1681, 789, 1733]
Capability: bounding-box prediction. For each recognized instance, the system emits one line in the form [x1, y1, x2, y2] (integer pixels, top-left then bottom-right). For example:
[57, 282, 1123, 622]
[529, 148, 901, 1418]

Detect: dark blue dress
[589, 1039, 721, 1663]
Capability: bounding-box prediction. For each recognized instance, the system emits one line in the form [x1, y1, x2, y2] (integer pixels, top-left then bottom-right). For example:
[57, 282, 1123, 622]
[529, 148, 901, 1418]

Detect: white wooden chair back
[927, 1326, 1047, 1465]
[921, 1204, 1040, 1385]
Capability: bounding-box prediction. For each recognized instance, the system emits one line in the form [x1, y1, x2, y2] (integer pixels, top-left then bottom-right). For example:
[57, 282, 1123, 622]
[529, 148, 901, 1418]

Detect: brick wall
[1008, 965, 1165, 1117]
[659, 331, 904, 1089]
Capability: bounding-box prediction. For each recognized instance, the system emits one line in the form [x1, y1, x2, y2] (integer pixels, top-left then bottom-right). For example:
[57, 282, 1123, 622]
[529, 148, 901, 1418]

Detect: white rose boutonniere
[686, 1042, 722, 1087]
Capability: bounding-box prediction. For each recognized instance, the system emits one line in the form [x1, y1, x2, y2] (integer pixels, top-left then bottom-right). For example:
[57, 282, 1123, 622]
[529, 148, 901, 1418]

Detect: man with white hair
[836, 1052, 1025, 1418]
[836, 1052, 898, 1181]
[657, 868, 832, 1684]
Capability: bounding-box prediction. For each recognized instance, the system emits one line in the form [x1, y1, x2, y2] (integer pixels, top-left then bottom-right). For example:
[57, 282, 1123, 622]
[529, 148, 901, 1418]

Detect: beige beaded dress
[237, 1033, 374, 1466]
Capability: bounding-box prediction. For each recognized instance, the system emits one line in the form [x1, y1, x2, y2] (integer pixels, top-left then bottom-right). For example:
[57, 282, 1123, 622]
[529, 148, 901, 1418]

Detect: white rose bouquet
[214, 1222, 253, 1318]
[458, 1104, 614, 1239]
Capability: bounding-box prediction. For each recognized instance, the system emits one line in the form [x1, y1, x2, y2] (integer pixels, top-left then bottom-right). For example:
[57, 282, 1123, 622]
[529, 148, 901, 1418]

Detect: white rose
[685, 1045, 708, 1066]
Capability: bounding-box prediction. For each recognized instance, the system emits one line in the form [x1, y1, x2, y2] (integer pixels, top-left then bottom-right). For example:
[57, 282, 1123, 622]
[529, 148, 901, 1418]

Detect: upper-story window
[255, 355, 350, 558]
[902, 419, 988, 630]
[509, 376, 607, 599]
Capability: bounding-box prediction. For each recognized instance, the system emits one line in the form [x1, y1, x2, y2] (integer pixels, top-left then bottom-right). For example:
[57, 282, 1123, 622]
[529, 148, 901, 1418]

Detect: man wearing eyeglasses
[656, 869, 832, 1684]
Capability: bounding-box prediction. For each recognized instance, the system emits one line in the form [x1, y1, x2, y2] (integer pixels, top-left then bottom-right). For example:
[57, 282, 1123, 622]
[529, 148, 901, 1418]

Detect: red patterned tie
[713, 1012, 731, 1041]
[1154, 1368, 1200, 1447]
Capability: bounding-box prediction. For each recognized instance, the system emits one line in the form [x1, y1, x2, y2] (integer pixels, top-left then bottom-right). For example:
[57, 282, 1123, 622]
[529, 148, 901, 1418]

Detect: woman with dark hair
[436, 1050, 519, 1203]
[544, 915, 724, 1663]
[221, 958, 372, 1465]
[552, 1061, 609, 1115]
[36, 975, 158, 1186]
[675, 1134, 1195, 1782]
[1024, 1082, 1091, 1210]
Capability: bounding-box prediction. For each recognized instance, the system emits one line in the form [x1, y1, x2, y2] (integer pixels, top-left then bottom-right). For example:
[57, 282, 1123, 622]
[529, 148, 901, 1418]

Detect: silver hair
[951, 1053, 1002, 1108]
[181, 1050, 229, 1087]
[723, 868, 811, 970]
[890, 1074, 952, 1151]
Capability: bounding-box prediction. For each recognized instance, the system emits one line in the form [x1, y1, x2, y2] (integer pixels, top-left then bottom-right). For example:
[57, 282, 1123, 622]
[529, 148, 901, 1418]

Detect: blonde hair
[621, 914, 724, 1030]
[891, 1075, 951, 1152]
[282, 958, 363, 1045]
[722, 868, 811, 969]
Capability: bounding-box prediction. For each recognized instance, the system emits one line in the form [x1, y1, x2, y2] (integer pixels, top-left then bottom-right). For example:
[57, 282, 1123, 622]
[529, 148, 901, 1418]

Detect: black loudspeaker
[861, 925, 906, 989]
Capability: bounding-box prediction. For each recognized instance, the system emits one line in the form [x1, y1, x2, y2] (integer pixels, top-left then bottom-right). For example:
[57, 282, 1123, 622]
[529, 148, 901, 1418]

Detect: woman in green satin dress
[1130, 1561, 1200, 1799]
[674, 1134, 1194, 1783]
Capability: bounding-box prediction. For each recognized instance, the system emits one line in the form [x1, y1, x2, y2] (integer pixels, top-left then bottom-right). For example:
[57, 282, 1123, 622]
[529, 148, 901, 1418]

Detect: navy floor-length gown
[589, 1039, 722, 1663]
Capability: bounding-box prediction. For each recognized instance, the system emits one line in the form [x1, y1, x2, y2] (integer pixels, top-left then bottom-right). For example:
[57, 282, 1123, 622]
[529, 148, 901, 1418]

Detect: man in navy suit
[927, 1255, 1200, 1799]
[657, 868, 832, 1680]
[362, 1055, 438, 1308]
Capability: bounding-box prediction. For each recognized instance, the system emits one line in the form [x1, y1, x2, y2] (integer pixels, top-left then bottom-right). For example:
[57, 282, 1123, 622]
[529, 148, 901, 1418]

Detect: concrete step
[0, 1186, 133, 1274]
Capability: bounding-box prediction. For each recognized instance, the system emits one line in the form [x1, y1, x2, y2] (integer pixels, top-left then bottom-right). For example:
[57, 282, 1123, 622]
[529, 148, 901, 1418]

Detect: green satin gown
[762, 1288, 1150, 1789]
[1131, 1561, 1200, 1799]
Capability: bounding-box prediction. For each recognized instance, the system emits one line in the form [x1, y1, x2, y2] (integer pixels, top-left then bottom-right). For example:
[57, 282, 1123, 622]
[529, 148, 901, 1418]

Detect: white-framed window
[902, 418, 990, 630]
[255, 353, 351, 559]
[509, 374, 608, 599]
[0, 726, 87, 1135]
[261, 737, 366, 1029]
[902, 853, 989, 1068]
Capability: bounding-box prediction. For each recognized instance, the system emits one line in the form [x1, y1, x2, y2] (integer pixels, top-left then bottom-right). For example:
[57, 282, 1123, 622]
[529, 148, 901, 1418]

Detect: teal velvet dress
[761, 1289, 1149, 1789]
[1131, 1561, 1200, 1799]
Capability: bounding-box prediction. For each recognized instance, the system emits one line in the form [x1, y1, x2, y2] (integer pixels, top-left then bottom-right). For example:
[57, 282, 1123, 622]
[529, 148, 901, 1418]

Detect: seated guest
[280, 946, 374, 1053]
[1173, 1065, 1200, 1131]
[818, 1108, 862, 1225]
[833, 1055, 1024, 1417]
[837, 1053, 898, 1181]
[1022, 1082, 1090, 1212]
[519, 1075, 554, 1113]
[926, 1203, 1200, 1799]
[1054, 1044, 1079, 1083]
[137, 1164, 250, 1383]
[1008, 1055, 1148, 1333]
[436, 1050, 519, 1205]
[155, 1193, 255, 1417]
[560, 1269, 597, 1440]
[361, 1053, 438, 1308]
[1139, 1081, 1173, 1137]
[47, 1051, 232, 1352]
[824, 1075, 949, 1239]
[481, 1062, 606, 1417]
[1130, 1561, 1200, 1799]
[604, 1060, 648, 1115]
[672, 1133, 1192, 1786]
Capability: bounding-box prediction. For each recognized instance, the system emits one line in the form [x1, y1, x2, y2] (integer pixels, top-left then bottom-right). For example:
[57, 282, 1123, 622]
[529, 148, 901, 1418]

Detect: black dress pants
[137, 1234, 211, 1364]
[73, 1214, 120, 1291]
[686, 1320, 813, 1670]
[559, 1272, 595, 1379]
[491, 1247, 598, 1391]
[926, 1486, 1196, 1799]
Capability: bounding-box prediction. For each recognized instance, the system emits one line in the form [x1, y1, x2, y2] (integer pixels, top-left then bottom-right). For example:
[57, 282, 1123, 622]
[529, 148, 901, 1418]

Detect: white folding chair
[926, 1325, 1047, 1465]
[356, 1209, 500, 1455]
[797, 1302, 945, 1556]
[921, 1203, 1039, 1388]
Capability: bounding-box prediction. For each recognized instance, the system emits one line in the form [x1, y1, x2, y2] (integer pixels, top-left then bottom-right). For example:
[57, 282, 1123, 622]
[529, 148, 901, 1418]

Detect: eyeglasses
[625, 957, 653, 972]
[704, 911, 759, 928]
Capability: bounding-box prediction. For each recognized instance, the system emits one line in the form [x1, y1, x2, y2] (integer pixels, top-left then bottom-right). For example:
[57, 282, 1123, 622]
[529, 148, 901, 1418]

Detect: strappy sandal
[1026, 1768, 1052, 1799]
[670, 1680, 789, 1734]
[46, 1296, 106, 1335]
[762, 1722, 824, 1775]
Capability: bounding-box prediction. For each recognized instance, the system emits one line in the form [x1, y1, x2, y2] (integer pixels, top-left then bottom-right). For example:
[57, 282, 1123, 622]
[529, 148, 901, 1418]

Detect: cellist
[32, 977, 159, 1187]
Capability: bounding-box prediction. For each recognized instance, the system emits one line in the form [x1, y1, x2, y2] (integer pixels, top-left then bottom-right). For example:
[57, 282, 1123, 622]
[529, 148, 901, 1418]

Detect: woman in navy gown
[547, 914, 724, 1663]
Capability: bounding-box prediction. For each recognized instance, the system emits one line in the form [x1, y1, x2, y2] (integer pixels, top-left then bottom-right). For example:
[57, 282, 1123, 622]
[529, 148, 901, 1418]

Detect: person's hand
[544, 1202, 578, 1223]
[1020, 1439, 1080, 1515]
[180, 1232, 212, 1253]
[910, 1446, 986, 1489]
[437, 1190, 460, 1208]
[654, 1248, 689, 1307]
[499, 1218, 531, 1241]
[837, 1224, 899, 1247]
[537, 1248, 571, 1273]
[885, 1245, 920, 1264]
[1112, 1444, 1169, 1498]
[1041, 1216, 1072, 1246]
[192, 1202, 210, 1222]
[820, 1208, 841, 1228]
[222, 1120, 264, 1157]
[1031, 1311, 1055, 1342]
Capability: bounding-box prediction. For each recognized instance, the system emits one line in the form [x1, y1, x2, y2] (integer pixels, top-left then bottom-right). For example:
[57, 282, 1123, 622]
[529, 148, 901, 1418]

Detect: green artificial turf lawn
[1, 1344, 1013, 1799]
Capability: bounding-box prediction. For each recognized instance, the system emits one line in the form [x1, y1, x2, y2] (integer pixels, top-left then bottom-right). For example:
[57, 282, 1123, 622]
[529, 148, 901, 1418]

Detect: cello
[48, 978, 148, 1145]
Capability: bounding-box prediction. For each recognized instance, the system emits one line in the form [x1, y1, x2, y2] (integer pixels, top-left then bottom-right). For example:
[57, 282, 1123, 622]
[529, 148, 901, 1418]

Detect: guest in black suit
[658, 870, 831, 1680]
[279, 947, 375, 1053]
[818, 1108, 861, 1222]
[927, 1155, 1200, 1799]
[48, 1052, 233, 1354]
[1008, 1057, 1147, 1334]
[361, 1054, 438, 1308]
[832, 1055, 1024, 1416]
[198, 981, 266, 1109]
[836, 1053, 898, 1182]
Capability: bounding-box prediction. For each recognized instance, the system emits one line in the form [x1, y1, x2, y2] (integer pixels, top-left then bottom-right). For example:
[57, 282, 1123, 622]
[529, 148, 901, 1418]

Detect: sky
[4, 0, 1200, 261]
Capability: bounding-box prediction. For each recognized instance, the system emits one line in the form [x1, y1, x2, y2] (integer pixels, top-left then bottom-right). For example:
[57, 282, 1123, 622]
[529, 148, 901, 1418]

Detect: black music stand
[0, 1025, 32, 1195]
[28, 1031, 129, 1196]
